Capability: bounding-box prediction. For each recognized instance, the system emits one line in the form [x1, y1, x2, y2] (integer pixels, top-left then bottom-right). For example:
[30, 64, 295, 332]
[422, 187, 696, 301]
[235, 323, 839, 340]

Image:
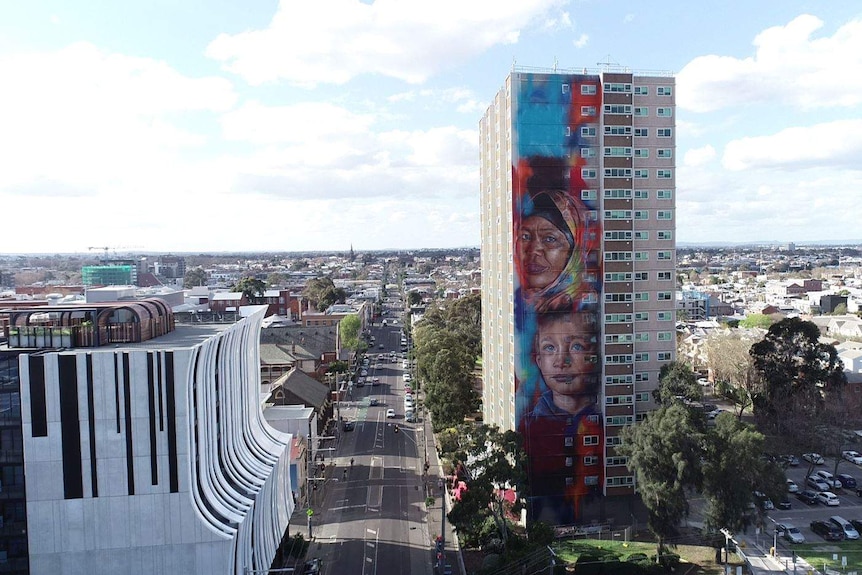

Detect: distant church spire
[349, 244, 355, 261]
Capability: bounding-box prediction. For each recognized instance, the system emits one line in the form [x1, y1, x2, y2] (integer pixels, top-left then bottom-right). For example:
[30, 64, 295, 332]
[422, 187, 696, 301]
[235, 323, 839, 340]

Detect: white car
[786, 478, 799, 493]
[803, 452, 825, 465]
[815, 470, 842, 490]
[386, 409, 396, 419]
[817, 491, 840, 506]
[843, 450, 862, 465]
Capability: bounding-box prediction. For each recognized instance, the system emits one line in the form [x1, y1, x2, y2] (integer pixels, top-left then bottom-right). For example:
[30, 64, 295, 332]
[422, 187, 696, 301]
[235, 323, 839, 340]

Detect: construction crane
[87, 246, 141, 260]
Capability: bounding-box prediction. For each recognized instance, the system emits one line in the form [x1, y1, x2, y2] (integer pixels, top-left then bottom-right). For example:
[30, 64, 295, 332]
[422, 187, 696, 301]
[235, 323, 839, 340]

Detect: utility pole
[438, 478, 446, 574]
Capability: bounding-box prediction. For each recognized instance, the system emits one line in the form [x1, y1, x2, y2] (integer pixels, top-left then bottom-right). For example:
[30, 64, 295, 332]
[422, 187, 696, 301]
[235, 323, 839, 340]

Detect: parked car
[780, 454, 800, 467]
[807, 476, 831, 492]
[838, 474, 858, 489]
[777, 495, 792, 510]
[850, 519, 862, 533]
[803, 452, 825, 465]
[303, 558, 322, 574]
[843, 450, 862, 465]
[776, 523, 805, 544]
[753, 491, 774, 511]
[815, 470, 843, 489]
[817, 491, 840, 506]
[830, 516, 860, 540]
[810, 520, 844, 541]
[786, 478, 799, 493]
[796, 489, 819, 505]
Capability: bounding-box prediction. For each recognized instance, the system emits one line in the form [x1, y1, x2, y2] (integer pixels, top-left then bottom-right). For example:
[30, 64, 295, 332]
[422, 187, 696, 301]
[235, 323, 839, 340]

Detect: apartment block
[479, 67, 675, 526]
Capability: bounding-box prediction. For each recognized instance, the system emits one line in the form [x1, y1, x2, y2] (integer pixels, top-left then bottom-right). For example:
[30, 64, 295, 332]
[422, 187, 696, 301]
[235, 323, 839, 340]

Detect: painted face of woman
[517, 214, 573, 292]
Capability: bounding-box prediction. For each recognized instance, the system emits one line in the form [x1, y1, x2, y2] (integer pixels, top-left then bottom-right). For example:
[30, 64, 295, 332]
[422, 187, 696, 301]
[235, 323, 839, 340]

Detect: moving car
[776, 523, 805, 544]
[816, 491, 840, 506]
[303, 558, 322, 574]
[342, 420, 355, 432]
[796, 489, 819, 505]
[843, 450, 862, 465]
[369, 398, 379, 406]
[803, 452, 825, 465]
[811, 520, 844, 541]
[777, 495, 792, 510]
[386, 408, 396, 418]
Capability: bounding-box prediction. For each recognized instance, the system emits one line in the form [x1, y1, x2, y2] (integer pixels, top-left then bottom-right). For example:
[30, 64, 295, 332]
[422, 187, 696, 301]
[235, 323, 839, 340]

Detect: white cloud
[205, 0, 569, 86]
[623, 14, 634, 23]
[678, 14, 862, 112]
[722, 119, 862, 171]
[683, 145, 716, 167]
[574, 33, 589, 48]
[221, 101, 376, 145]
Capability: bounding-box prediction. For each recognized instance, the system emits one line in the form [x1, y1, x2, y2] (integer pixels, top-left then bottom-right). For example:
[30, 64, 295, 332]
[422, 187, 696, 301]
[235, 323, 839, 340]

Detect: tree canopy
[231, 276, 266, 304]
[339, 314, 363, 351]
[183, 267, 207, 288]
[303, 277, 347, 311]
[652, 361, 703, 406]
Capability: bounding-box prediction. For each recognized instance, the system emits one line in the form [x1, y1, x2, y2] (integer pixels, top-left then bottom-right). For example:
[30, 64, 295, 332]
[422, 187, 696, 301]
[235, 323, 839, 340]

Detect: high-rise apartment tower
[480, 68, 676, 525]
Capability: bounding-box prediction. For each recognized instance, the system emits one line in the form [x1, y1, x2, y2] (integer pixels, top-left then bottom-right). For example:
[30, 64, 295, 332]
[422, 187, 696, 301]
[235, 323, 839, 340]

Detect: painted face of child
[535, 312, 597, 397]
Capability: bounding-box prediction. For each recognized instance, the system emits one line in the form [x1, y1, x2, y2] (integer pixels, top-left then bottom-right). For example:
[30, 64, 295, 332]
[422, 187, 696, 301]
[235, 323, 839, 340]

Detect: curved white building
[19, 305, 293, 575]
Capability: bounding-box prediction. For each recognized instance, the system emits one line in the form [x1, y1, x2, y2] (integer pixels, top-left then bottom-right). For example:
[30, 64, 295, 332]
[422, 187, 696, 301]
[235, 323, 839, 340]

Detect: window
[606, 333, 633, 344]
[635, 333, 649, 342]
[581, 105, 596, 116]
[635, 251, 649, 261]
[604, 146, 632, 157]
[657, 86, 672, 96]
[582, 126, 597, 137]
[634, 169, 649, 178]
[605, 292, 633, 302]
[605, 189, 632, 199]
[581, 84, 597, 95]
[582, 168, 597, 179]
[658, 291, 673, 301]
[607, 354, 634, 365]
[657, 210, 673, 220]
[634, 106, 648, 116]
[607, 476, 634, 487]
[657, 169, 673, 179]
[657, 189, 673, 199]
[581, 189, 597, 200]
[634, 189, 649, 199]
[605, 251, 632, 261]
[635, 392, 650, 402]
[635, 352, 650, 362]
[584, 435, 599, 446]
[606, 436, 623, 446]
[657, 271, 672, 281]
[605, 230, 633, 240]
[658, 230, 673, 240]
[605, 313, 633, 323]
[604, 83, 632, 93]
[635, 312, 649, 321]
[658, 128, 673, 137]
[581, 148, 597, 158]
[562, 83, 570, 94]
[584, 455, 599, 466]
[658, 351, 673, 361]
[657, 311, 673, 321]
[635, 372, 650, 382]
[605, 125, 633, 136]
[606, 375, 634, 384]
[634, 148, 649, 158]
[634, 86, 649, 95]
[657, 107, 673, 117]
[634, 292, 649, 301]
[634, 271, 649, 281]
[605, 272, 633, 282]
[604, 104, 632, 115]
[658, 332, 673, 341]
[605, 210, 632, 220]
[607, 456, 629, 467]
[605, 168, 632, 178]
[634, 128, 649, 137]
[657, 148, 673, 158]
[606, 395, 634, 405]
[634, 231, 649, 240]
[634, 210, 648, 220]
[607, 415, 634, 426]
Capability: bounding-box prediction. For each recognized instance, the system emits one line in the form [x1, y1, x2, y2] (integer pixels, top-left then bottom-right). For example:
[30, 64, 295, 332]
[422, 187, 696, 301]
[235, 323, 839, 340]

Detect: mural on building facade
[513, 74, 604, 525]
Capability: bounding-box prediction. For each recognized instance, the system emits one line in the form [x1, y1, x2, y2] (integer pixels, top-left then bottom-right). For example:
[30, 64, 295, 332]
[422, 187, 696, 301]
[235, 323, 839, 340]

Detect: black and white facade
[18, 306, 293, 575]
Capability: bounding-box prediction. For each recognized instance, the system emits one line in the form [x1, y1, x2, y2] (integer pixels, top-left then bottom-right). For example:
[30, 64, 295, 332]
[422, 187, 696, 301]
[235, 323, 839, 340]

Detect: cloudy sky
[2, 1, 860, 254]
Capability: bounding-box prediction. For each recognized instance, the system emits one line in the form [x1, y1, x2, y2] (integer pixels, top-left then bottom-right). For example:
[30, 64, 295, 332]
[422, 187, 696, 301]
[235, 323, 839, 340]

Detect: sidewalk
[736, 533, 816, 575]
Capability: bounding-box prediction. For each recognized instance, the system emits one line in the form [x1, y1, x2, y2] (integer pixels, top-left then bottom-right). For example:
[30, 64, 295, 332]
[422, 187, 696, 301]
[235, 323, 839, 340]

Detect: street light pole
[438, 478, 446, 574]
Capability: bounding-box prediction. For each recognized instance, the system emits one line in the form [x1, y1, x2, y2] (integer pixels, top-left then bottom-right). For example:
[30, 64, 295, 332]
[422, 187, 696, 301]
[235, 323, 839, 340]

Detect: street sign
[307, 508, 314, 517]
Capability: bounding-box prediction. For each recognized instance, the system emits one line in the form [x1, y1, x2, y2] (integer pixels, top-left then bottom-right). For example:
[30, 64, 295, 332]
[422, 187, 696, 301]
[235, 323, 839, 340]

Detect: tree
[700, 414, 784, 533]
[739, 314, 774, 329]
[339, 314, 362, 351]
[303, 277, 347, 311]
[423, 346, 477, 430]
[652, 362, 702, 406]
[618, 404, 703, 555]
[407, 291, 423, 306]
[183, 267, 207, 288]
[704, 331, 760, 418]
[232, 276, 266, 304]
[750, 317, 847, 437]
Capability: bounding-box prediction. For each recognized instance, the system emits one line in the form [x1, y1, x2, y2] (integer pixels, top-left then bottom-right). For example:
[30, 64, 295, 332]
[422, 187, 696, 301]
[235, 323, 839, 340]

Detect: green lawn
[793, 542, 862, 573]
[552, 539, 746, 574]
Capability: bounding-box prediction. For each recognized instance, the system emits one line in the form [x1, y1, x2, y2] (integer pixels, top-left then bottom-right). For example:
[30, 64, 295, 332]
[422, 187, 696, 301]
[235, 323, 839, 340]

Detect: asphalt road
[317, 322, 434, 575]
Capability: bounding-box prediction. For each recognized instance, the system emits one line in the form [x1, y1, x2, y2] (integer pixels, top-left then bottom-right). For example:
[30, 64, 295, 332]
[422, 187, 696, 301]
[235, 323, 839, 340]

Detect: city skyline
[2, 1, 861, 254]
